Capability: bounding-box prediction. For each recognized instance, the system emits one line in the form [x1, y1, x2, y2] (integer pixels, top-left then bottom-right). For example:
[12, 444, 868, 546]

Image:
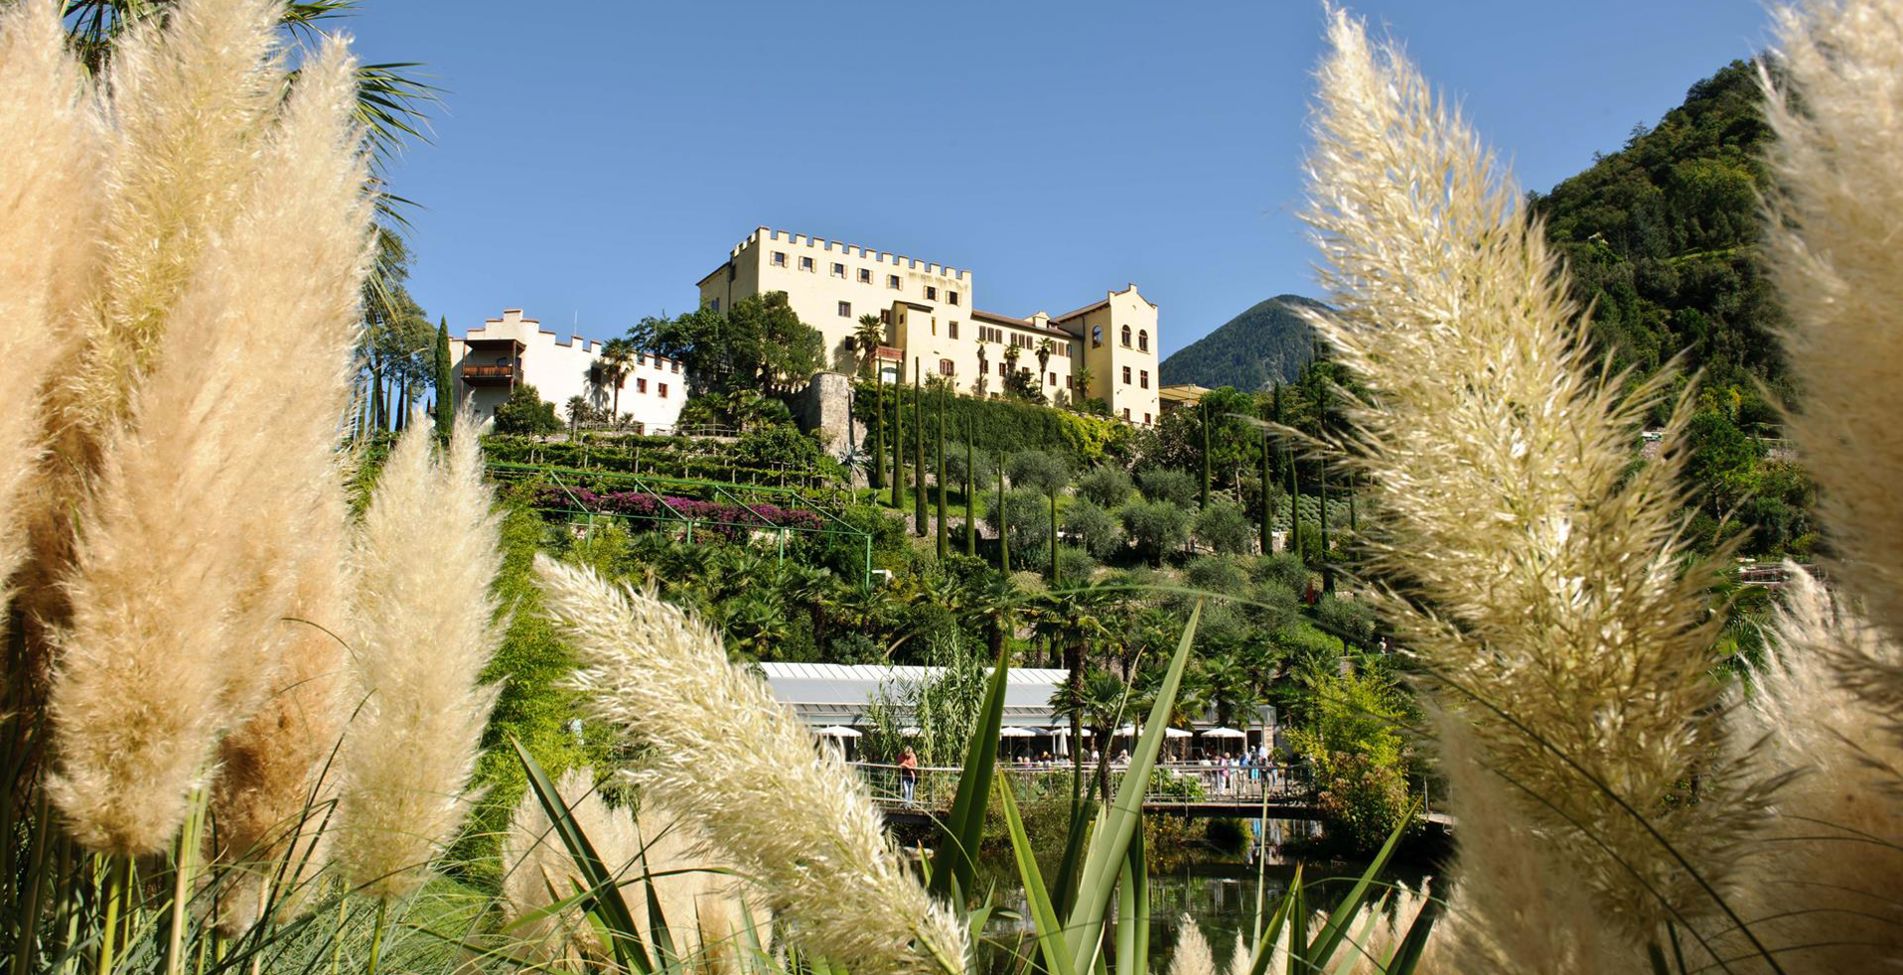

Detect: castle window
[659, 383, 670, 398]
[832, 262, 846, 277]
[1121, 325, 1131, 347]
[1138, 329, 1149, 352]
[799, 255, 815, 271]
[838, 301, 852, 318]
[1140, 370, 1149, 389]
[881, 309, 892, 325]
[998, 362, 1006, 377]
[1144, 412, 1152, 425]
[1092, 325, 1103, 348]
[859, 267, 872, 283]
[637, 354, 647, 366]
[948, 321, 959, 339]
[671, 361, 680, 373]
[887, 274, 900, 289]
[1122, 408, 1131, 421]
[939, 359, 954, 376]
[1065, 376, 1073, 388]
[771, 251, 787, 267]
[1048, 372, 1057, 387]
[1122, 366, 1132, 384]
[926, 286, 938, 300]
[637, 378, 648, 393]
[709, 298, 720, 312]
[948, 290, 960, 305]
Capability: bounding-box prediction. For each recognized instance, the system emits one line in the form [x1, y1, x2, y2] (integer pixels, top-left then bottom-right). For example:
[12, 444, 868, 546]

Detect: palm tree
[853, 314, 886, 378]
[598, 338, 637, 421]
[1050, 669, 1135, 803]
[1073, 364, 1095, 403]
[963, 573, 1031, 663]
[1039, 582, 1116, 796]
[1035, 338, 1054, 391]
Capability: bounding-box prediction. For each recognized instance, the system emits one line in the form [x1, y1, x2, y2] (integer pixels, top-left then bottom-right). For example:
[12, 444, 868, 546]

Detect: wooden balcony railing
[462, 363, 515, 385]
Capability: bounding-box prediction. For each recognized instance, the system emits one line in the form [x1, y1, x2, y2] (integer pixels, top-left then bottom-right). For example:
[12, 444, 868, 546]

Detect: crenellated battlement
[729, 226, 971, 282]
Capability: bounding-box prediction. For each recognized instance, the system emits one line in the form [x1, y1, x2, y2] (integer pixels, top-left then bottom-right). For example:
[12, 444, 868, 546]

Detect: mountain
[1159, 294, 1328, 391]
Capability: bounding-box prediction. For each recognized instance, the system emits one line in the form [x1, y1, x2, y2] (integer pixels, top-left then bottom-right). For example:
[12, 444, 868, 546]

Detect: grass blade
[998, 776, 1076, 975]
[931, 647, 1011, 900]
[512, 738, 652, 975]
[1063, 601, 1201, 975]
[1304, 808, 1410, 965]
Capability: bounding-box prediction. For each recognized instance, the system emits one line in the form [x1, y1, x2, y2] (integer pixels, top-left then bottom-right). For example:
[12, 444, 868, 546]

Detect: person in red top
[898, 747, 919, 807]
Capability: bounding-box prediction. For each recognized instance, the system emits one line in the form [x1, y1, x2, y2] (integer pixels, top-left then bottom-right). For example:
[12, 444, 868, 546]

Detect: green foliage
[1315, 594, 1377, 648]
[731, 423, 831, 472]
[942, 440, 995, 488]
[431, 317, 452, 437]
[1192, 498, 1253, 554]
[1054, 545, 1097, 582]
[1136, 467, 1198, 508]
[862, 649, 989, 766]
[1061, 499, 1124, 560]
[853, 379, 1132, 468]
[1073, 465, 1133, 508]
[986, 487, 1054, 557]
[1119, 499, 1191, 565]
[633, 291, 823, 397]
[491, 382, 561, 435]
[1285, 663, 1415, 854]
[1185, 554, 1250, 596]
[1007, 450, 1071, 495]
[1158, 294, 1326, 390]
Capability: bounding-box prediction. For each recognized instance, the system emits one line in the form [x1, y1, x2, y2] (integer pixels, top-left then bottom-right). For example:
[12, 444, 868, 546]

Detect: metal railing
[847, 761, 1314, 812]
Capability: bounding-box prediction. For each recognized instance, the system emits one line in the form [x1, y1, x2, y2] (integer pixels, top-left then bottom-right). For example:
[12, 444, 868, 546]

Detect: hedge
[851, 380, 1134, 468]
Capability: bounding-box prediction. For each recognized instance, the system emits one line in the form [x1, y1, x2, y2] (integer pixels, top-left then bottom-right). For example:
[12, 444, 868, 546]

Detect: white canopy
[999, 727, 1037, 738]
[1113, 724, 1193, 739]
[899, 726, 922, 737]
[1046, 727, 1092, 737]
[816, 725, 861, 738]
[1202, 727, 1247, 739]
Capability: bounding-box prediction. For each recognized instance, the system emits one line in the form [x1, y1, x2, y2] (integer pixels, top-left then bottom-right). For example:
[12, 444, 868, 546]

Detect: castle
[451, 228, 1165, 433]
[697, 228, 1164, 426]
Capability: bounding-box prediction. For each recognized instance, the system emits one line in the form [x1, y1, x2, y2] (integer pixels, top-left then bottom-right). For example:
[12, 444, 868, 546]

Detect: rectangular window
[1048, 372, 1057, 387]
[948, 321, 959, 339]
[925, 286, 937, 300]
[1122, 408, 1131, 420]
[636, 378, 648, 393]
[771, 251, 787, 267]
[832, 262, 846, 277]
[708, 298, 720, 312]
[998, 362, 1006, 377]
[1066, 376, 1074, 389]
[799, 255, 815, 271]
[1122, 366, 1132, 384]
[659, 383, 669, 398]
[939, 358, 954, 376]
[858, 267, 872, 283]
[637, 354, 647, 366]
[1140, 370, 1150, 389]
[880, 309, 892, 325]
[838, 301, 852, 318]
[1144, 412, 1152, 425]
[887, 274, 900, 289]
[671, 361, 680, 373]
[949, 290, 960, 305]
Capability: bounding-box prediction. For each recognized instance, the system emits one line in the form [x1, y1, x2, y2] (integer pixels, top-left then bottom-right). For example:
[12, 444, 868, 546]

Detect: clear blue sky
[345, 1, 1776, 360]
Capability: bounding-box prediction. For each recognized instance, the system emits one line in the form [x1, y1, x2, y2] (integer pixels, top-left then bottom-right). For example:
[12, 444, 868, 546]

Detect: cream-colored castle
[451, 309, 688, 433]
[697, 227, 1164, 426]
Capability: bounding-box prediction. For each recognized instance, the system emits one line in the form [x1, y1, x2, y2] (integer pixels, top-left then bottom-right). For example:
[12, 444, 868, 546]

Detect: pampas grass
[535, 557, 968, 975]
[503, 768, 640, 966]
[1166, 915, 1216, 975]
[333, 417, 502, 900]
[0, 0, 95, 633]
[1301, 4, 1763, 953]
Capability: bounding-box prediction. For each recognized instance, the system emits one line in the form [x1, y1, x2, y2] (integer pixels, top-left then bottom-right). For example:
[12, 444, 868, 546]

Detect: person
[898, 747, 919, 807]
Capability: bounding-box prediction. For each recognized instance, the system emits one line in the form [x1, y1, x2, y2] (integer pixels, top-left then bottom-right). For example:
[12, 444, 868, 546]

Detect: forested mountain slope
[1159, 295, 1325, 390]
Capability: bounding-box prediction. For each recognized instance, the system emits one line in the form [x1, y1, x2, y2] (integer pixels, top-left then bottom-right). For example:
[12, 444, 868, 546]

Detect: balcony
[461, 363, 516, 386]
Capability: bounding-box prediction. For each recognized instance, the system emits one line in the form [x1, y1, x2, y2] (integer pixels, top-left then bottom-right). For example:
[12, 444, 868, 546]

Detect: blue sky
[345, 1, 1777, 359]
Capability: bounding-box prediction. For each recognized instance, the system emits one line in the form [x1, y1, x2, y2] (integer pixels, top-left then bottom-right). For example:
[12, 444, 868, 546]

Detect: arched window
[1138, 329, 1149, 352]
[1120, 325, 1132, 347]
[1091, 325, 1103, 348]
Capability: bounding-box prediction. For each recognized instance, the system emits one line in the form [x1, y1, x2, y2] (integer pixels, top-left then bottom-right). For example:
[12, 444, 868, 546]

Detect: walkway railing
[848, 761, 1314, 813]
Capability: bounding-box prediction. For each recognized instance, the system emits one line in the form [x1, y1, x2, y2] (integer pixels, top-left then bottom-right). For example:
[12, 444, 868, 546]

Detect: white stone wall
[450, 309, 688, 433]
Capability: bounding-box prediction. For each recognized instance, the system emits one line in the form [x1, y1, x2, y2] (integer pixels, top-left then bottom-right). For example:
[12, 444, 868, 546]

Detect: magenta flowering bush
[535, 485, 824, 539]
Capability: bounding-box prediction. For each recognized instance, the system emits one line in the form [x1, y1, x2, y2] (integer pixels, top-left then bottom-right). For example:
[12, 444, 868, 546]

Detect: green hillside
[1159, 294, 1326, 390]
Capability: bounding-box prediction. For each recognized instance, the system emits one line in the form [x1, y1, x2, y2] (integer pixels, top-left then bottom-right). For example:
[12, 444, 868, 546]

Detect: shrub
[1185, 554, 1250, 596]
[984, 488, 1053, 556]
[1074, 465, 1134, 508]
[493, 383, 561, 435]
[1253, 551, 1311, 592]
[1054, 545, 1098, 582]
[1007, 450, 1071, 495]
[853, 380, 1135, 466]
[1120, 500, 1191, 565]
[941, 441, 995, 489]
[1061, 499, 1124, 560]
[1315, 595, 1377, 648]
[1137, 467, 1198, 508]
[1193, 499, 1253, 554]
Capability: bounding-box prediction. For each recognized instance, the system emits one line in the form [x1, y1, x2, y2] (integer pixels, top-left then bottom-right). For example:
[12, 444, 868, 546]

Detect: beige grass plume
[1763, 0, 1903, 731]
[1300, 6, 1761, 946]
[1722, 568, 1903, 971]
[503, 768, 642, 967]
[44, 0, 373, 856]
[536, 557, 968, 974]
[1166, 915, 1216, 975]
[0, 0, 98, 635]
[332, 416, 503, 899]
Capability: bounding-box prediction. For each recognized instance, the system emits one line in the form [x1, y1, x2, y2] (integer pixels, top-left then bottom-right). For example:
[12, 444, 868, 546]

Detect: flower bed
[535, 485, 824, 539]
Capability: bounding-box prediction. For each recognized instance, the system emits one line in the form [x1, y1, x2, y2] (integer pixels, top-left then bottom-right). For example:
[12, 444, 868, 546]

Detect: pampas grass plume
[1301, 6, 1759, 943]
[536, 558, 968, 975]
[502, 768, 640, 966]
[333, 416, 503, 899]
[1166, 915, 1216, 975]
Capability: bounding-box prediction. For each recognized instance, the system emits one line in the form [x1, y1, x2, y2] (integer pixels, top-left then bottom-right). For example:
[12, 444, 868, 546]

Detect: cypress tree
[913, 362, 927, 536]
[433, 318, 454, 437]
[1319, 457, 1333, 592]
[870, 377, 886, 490]
[1048, 487, 1059, 583]
[935, 383, 948, 558]
[965, 426, 977, 557]
[1199, 398, 1211, 508]
[890, 377, 904, 510]
[1286, 446, 1301, 564]
[997, 451, 1009, 573]
[1259, 426, 1273, 554]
